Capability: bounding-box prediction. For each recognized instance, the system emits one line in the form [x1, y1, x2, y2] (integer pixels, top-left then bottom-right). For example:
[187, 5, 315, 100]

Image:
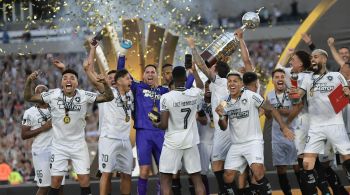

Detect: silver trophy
[201, 7, 263, 67]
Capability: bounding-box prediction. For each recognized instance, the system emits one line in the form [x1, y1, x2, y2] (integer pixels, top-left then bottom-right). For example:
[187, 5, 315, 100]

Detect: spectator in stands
[0, 153, 11, 185]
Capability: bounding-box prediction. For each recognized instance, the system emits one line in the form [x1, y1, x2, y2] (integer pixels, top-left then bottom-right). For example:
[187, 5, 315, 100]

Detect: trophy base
[201, 50, 217, 67]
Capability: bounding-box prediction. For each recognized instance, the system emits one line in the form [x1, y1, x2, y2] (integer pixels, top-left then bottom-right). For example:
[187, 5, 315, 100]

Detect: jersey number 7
[181, 108, 192, 129]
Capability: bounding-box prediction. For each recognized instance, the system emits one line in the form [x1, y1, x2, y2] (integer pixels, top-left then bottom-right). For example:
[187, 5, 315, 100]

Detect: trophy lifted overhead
[201, 7, 264, 67]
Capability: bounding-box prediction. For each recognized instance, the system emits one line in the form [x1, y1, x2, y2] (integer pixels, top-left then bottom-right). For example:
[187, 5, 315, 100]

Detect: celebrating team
[22, 28, 350, 195]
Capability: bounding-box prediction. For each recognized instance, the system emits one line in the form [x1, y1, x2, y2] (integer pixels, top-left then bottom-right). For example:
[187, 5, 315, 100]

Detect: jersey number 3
[181, 108, 191, 129]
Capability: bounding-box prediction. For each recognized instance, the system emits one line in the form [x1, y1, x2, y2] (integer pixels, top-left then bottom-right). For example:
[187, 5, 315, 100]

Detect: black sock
[325, 167, 348, 195]
[81, 186, 92, 195]
[294, 171, 302, 188]
[237, 187, 254, 195]
[223, 182, 236, 195]
[172, 178, 182, 195]
[277, 173, 292, 195]
[188, 178, 195, 195]
[314, 159, 331, 194]
[300, 170, 317, 195]
[201, 175, 210, 195]
[49, 187, 60, 195]
[251, 177, 272, 195]
[214, 170, 226, 194]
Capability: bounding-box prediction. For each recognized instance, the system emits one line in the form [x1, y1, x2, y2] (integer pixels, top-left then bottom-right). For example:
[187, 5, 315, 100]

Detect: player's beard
[311, 63, 322, 74]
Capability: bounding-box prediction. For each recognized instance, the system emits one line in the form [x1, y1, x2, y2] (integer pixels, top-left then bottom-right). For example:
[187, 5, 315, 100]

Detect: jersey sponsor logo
[85, 92, 95, 97]
[57, 98, 82, 111]
[313, 83, 335, 93]
[173, 99, 197, 107]
[142, 89, 161, 100]
[227, 108, 249, 119]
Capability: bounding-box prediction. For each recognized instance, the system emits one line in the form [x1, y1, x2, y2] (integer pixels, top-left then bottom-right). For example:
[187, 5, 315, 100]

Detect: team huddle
[21, 29, 350, 195]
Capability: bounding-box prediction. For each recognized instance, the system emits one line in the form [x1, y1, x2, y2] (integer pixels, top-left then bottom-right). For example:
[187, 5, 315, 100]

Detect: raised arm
[94, 75, 114, 103]
[24, 71, 45, 104]
[301, 33, 316, 51]
[277, 48, 295, 68]
[328, 37, 346, 68]
[186, 37, 216, 82]
[191, 63, 204, 89]
[235, 29, 254, 72]
[84, 41, 105, 93]
[21, 120, 52, 140]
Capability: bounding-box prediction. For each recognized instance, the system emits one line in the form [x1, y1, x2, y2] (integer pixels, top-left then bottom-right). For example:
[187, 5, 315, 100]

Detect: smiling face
[272, 71, 286, 92]
[227, 75, 243, 98]
[311, 52, 327, 74]
[339, 48, 350, 62]
[143, 65, 158, 86]
[61, 73, 78, 95]
[204, 82, 211, 99]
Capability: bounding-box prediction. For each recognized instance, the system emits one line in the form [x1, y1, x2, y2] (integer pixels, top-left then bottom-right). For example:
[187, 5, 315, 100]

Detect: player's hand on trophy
[215, 102, 226, 117]
[52, 59, 65, 71]
[327, 37, 335, 47]
[234, 28, 244, 40]
[281, 126, 295, 141]
[301, 33, 312, 45]
[186, 37, 196, 49]
[96, 74, 107, 84]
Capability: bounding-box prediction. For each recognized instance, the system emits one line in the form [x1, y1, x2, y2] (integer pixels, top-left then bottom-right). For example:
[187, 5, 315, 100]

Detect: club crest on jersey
[241, 99, 247, 104]
[327, 76, 333, 81]
[75, 97, 81, 102]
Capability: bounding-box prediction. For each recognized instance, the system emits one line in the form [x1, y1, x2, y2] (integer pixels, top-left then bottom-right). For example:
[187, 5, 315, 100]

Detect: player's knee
[38, 186, 50, 194]
[77, 174, 90, 187]
[120, 173, 131, 180]
[303, 157, 316, 170]
[140, 166, 150, 179]
[51, 176, 63, 188]
[251, 164, 265, 180]
[223, 170, 235, 183]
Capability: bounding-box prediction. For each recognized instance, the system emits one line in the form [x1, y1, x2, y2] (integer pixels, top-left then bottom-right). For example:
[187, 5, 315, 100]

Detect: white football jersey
[300, 72, 348, 127]
[41, 88, 97, 144]
[275, 65, 310, 122]
[22, 106, 52, 152]
[160, 88, 203, 149]
[197, 101, 215, 144]
[224, 89, 264, 143]
[98, 87, 134, 139]
[209, 75, 229, 131]
[267, 90, 297, 143]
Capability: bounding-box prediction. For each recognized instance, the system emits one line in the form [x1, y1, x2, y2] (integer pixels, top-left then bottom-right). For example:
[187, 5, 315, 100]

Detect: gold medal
[125, 115, 130, 122]
[63, 115, 71, 124]
[152, 105, 158, 112]
[210, 120, 215, 128]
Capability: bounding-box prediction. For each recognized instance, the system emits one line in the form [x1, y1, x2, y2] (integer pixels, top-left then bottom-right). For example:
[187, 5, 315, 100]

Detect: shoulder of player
[266, 90, 275, 100]
[244, 90, 263, 100]
[24, 106, 36, 116]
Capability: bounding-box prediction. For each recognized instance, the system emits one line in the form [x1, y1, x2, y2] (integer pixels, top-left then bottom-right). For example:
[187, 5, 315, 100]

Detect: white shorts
[304, 124, 350, 156]
[98, 137, 133, 175]
[212, 130, 232, 161]
[272, 142, 298, 166]
[159, 145, 201, 174]
[33, 150, 65, 187]
[294, 115, 309, 155]
[50, 141, 90, 176]
[318, 140, 335, 163]
[198, 143, 213, 174]
[224, 140, 264, 174]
